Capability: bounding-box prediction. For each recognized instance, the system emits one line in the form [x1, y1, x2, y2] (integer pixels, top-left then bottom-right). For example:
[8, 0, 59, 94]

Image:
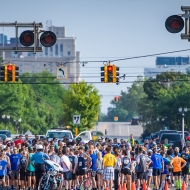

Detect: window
[45, 47, 48, 56]
[60, 44, 63, 56]
[50, 47, 53, 56]
[55, 44, 58, 56]
[68, 51, 71, 56]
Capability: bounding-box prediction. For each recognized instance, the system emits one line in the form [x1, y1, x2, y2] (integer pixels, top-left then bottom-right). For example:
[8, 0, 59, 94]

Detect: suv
[0, 130, 11, 138]
[131, 117, 139, 125]
[46, 128, 74, 142]
[158, 130, 177, 140]
[177, 131, 189, 138]
[160, 133, 182, 150]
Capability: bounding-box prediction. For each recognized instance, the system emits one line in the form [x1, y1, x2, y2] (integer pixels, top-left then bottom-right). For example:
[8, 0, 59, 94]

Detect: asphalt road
[94, 122, 143, 139]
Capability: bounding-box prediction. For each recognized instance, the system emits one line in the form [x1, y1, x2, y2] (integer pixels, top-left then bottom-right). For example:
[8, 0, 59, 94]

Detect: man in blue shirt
[89, 145, 97, 190]
[9, 147, 21, 189]
[0, 153, 8, 188]
[151, 148, 164, 190]
[30, 144, 49, 190]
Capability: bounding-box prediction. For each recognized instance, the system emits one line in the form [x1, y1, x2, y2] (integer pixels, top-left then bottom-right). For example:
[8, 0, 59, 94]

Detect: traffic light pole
[0, 21, 43, 53]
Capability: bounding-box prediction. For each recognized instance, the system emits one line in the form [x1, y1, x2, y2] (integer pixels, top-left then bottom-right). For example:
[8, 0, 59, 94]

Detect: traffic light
[20, 30, 34, 46]
[0, 66, 5, 81]
[165, 15, 184, 33]
[40, 31, 57, 47]
[20, 30, 57, 47]
[112, 65, 119, 83]
[107, 65, 113, 82]
[101, 66, 108, 82]
[0, 64, 19, 82]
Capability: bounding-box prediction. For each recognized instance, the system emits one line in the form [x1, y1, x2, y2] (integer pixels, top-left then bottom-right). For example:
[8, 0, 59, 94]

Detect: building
[2, 23, 80, 84]
[144, 56, 190, 78]
[0, 34, 7, 44]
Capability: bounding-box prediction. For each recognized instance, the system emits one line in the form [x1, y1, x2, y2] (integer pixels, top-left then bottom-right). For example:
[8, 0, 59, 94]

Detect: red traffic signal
[165, 15, 184, 33]
[107, 66, 113, 72]
[40, 31, 57, 47]
[20, 30, 34, 46]
[7, 65, 13, 71]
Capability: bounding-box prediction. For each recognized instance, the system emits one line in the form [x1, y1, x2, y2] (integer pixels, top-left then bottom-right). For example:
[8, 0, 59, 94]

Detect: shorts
[11, 170, 19, 180]
[136, 172, 146, 180]
[173, 171, 181, 176]
[63, 171, 72, 181]
[121, 168, 131, 175]
[77, 169, 87, 176]
[182, 167, 189, 176]
[27, 171, 35, 176]
[153, 169, 161, 176]
[147, 168, 152, 177]
[103, 167, 115, 181]
[97, 169, 103, 175]
[72, 173, 76, 180]
[20, 168, 27, 180]
[0, 175, 5, 180]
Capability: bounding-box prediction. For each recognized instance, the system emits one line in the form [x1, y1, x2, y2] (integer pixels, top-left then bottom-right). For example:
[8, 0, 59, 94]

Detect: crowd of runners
[0, 133, 189, 190]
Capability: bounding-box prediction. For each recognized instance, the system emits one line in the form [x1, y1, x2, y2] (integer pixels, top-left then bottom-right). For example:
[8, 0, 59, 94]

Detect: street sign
[56, 66, 67, 79]
[73, 115, 80, 124]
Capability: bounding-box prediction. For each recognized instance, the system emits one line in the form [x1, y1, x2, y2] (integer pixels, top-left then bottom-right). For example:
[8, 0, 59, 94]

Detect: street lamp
[13, 118, 22, 134]
[2, 115, 10, 130]
[178, 106, 187, 147]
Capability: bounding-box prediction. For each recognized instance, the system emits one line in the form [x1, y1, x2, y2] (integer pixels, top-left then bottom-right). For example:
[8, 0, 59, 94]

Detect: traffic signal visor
[165, 15, 184, 33]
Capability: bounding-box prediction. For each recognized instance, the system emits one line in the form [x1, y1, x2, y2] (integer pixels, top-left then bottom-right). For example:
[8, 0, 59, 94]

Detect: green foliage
[0, 71, 67, 134]
[104, 76, 146, 122]
[62, 81, 101, 133]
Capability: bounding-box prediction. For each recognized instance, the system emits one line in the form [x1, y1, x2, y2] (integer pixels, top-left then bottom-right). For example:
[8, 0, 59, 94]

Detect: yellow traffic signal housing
[112, 65, 119, 83]
[0, 63, 19, 82]
[101, 66, 108, 83]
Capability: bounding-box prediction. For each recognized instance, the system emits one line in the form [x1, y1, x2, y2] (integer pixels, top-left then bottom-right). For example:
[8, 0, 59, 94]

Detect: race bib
[79, 162, 82, 167]
[124, 159, 129, 165]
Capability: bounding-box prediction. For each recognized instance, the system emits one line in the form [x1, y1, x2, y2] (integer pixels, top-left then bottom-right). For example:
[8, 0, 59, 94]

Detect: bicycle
[80, 169, 96, 190]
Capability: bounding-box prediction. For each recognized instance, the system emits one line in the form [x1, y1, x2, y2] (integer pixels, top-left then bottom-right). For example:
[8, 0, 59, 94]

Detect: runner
[170, 150, 186, 190]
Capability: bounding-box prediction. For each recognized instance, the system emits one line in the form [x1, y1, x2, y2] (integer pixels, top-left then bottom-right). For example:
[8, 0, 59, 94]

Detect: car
[46, 128, 74, 142]
[131, 117, 139, 125]
[0, 134, 7, 141]
[0, 130, 11, 138]
[160, 133, 182, 150]
[158, 130, 178, 140]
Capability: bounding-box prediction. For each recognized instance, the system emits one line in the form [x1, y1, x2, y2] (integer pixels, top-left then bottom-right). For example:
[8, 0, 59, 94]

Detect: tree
[62, 81, 101, 133]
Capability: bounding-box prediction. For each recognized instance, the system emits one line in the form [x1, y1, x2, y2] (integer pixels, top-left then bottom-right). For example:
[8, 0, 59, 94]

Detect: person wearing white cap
[30, 144, 49, 190]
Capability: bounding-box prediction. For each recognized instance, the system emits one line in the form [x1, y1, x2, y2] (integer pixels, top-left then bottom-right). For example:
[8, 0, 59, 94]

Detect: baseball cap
[98, 137, 102, 140]
[54, 145, 59, 149]
[36, 145, 43, 149]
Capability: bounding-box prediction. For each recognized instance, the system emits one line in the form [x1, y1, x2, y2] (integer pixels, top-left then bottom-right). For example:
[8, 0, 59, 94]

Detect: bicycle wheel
[80, 178, 93, 190]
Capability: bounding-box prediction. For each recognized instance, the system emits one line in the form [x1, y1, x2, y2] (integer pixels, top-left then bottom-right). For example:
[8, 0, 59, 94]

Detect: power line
[4, 48, 190, 64]
[1, 79, 190, 85]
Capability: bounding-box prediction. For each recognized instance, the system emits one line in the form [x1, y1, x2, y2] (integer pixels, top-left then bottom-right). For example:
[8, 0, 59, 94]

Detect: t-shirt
[60, 155, 71, 172]
[14, 139, 24, 146]
[0, 160, 8, 176]
[163, 157, 170, 173]
[181, 153, 190, 168]
[170, 156, 186, 172]
[90, 153, 98, 171]
[151, 153, 163, 169]
[103, 153, 116, 167]
[9, 154, 21, 171]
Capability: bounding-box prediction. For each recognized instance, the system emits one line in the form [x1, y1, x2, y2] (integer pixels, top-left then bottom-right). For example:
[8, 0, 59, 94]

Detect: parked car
[160, 133, 182, 150]
[158, 130, 178, 140]
[131, 117, 139, 125]
[0, 134, 7, 142]
[0, 130, 11, 138]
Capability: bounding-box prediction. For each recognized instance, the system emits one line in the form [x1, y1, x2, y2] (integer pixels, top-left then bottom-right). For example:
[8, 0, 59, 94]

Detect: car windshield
[159, 131, 177, 137]
[161, 135, 181, 143]
[47, 132, 72, 139]
[0, 131, 11, 137]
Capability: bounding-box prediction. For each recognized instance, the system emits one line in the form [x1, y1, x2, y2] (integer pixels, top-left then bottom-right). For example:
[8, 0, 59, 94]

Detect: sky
[1, 0, 190, 113]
